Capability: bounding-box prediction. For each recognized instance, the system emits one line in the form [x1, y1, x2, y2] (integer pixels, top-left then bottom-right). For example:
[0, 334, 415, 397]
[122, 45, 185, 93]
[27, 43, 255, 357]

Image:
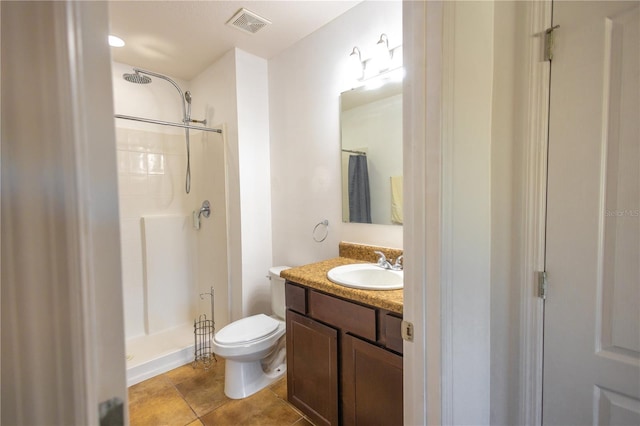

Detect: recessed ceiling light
[108, 35, 125, 48]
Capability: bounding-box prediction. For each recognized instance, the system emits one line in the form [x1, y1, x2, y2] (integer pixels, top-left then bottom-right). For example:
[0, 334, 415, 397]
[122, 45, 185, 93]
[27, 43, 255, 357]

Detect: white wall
[190, 48, 273, 321]
[269, 0, 403, 268]
[190, 49, 237, 326]
[235, 49, 274, 317]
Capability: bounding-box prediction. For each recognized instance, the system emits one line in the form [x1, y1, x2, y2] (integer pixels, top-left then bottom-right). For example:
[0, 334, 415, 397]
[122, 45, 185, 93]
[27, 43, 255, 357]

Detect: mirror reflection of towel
[390, 176, 403, 224]
[348, 155, 372, 223]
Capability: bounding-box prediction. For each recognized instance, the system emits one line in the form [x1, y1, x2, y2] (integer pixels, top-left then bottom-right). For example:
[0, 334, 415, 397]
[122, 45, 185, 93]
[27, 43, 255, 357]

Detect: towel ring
[313, 219, 329, 243]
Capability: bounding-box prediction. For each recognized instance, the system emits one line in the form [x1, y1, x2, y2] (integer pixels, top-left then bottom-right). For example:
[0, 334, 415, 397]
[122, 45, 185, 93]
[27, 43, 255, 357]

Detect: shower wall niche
[112, 61, 229, 385]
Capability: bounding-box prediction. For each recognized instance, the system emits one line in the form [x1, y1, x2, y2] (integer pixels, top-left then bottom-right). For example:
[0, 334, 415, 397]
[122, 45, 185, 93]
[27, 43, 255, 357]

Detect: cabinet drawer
[383, 313, 403, 354]
[309, 291, 376, 341]
[286, 282, 307, 314]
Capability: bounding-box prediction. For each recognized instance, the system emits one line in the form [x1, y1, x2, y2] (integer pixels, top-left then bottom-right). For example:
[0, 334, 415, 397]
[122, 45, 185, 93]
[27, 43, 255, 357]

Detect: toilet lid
[215, 314, 279, 344]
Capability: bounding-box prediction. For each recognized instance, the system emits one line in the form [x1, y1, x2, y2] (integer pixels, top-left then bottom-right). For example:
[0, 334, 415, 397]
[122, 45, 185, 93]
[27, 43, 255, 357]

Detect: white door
[1, 2, 127, 424]
[544, 1, 640, 425]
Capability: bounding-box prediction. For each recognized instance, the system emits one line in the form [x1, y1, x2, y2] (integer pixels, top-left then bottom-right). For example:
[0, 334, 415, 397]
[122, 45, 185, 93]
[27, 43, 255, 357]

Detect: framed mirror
[340, 78, 402, 225]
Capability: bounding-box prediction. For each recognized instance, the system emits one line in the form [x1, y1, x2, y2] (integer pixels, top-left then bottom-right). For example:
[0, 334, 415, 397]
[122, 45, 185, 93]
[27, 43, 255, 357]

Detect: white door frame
[403, 0, 551, 424]
[1, 1, 127, 424]
[516, 1, 552, 425]
[402, 1, 443, 424]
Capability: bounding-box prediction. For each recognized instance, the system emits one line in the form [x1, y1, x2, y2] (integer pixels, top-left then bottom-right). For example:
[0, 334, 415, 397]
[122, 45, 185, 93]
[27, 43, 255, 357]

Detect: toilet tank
[269, 266, 290, 320]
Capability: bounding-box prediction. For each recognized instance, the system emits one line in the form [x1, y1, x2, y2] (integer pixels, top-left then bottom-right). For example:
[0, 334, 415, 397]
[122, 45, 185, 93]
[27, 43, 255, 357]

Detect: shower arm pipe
[114, 114, 222, 133]
[133, 67, 188, 121]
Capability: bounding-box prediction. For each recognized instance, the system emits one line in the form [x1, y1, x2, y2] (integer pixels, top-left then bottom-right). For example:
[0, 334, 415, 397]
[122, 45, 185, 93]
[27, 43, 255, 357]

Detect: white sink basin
[327, 263, 403, 290]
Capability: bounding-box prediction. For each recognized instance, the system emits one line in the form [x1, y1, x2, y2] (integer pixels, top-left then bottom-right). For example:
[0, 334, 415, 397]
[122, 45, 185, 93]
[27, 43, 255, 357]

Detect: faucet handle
[393, 255, 404, 270]
[374, 251, 387, 266]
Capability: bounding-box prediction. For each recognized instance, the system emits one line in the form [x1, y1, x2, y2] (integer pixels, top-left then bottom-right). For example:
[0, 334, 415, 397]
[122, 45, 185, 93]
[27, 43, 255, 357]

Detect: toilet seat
[215, 314, 279, 345]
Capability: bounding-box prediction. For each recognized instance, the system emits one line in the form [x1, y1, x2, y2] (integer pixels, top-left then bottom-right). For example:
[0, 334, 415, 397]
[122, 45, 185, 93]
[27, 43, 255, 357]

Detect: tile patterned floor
[128, 358, 314, 426]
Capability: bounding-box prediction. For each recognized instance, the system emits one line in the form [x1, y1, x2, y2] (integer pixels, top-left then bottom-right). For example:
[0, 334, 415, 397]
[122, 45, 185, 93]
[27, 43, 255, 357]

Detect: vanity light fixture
[348, 35, 402, 87]
[349, 46, 365, 81]
[374, 33, 392, 72]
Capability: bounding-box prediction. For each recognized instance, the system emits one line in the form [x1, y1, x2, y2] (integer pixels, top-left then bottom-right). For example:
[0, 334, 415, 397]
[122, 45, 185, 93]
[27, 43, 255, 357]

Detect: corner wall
[191, 48, 273, 321]
[235, 49, 273, 318]
[189, 49, 237, 324]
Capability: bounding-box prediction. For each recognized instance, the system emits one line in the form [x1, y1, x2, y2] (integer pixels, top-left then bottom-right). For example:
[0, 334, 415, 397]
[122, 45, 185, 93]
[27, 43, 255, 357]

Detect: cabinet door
[286, 309, 339, 426]
[342, 334, 403, 426]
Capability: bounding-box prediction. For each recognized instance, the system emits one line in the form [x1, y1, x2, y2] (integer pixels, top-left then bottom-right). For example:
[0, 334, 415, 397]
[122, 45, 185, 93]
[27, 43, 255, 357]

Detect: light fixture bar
[346, 34, 402, 86]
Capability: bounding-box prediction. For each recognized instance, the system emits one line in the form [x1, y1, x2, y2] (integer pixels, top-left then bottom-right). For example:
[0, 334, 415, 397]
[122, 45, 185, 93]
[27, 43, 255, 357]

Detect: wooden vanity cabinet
[285, 281, 403, 426]
[286, 310, 339, 426]
[342, 334, 403, 426]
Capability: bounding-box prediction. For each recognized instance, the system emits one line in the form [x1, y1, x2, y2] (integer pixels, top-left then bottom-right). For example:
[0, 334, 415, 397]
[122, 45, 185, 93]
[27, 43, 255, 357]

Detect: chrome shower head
[184, 91, 193, 122]
[123, 72, 151, 84]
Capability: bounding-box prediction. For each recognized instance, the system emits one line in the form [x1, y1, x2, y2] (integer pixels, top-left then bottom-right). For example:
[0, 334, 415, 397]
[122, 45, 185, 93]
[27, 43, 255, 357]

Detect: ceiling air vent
[226, 8, 271, 35]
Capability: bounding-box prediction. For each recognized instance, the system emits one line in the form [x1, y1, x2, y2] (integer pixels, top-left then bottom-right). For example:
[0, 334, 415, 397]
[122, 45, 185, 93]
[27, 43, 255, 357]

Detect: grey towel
[348, 155, 372, 223]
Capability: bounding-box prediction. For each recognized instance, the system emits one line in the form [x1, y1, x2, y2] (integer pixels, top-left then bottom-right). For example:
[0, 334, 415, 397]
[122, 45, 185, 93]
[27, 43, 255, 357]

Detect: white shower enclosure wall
[112, 62, 229, 386]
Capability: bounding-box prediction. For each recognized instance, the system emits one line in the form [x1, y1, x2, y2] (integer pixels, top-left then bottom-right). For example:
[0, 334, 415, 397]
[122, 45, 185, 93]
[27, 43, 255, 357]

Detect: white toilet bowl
[212, 267, 289, 399]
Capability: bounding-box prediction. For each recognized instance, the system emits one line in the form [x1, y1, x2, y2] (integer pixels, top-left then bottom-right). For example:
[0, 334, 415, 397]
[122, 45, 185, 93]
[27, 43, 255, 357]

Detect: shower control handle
[199, 200, 211, 219]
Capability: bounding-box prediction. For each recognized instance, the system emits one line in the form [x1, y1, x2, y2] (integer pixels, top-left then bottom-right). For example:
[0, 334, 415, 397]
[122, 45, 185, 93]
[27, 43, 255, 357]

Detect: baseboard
[126, 344, 195, 387]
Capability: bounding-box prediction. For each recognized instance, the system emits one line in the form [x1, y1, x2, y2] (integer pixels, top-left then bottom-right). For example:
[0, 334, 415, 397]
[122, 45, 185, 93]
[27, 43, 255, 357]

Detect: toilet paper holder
[193, 287, 216, 370]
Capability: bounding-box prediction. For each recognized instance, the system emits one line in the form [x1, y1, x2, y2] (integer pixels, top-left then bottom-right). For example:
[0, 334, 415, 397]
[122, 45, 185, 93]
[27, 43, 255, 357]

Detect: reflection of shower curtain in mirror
[348, 155, 372, 223]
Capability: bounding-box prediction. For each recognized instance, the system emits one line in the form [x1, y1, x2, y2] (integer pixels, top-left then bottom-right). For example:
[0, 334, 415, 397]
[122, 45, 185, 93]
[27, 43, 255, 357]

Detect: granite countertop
[280, 256, 403, 314]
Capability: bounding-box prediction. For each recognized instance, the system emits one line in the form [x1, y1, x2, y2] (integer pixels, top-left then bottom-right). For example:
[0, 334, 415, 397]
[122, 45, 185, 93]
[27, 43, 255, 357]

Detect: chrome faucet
[374, 251, 404, 271]
[374, 251, 393, 269]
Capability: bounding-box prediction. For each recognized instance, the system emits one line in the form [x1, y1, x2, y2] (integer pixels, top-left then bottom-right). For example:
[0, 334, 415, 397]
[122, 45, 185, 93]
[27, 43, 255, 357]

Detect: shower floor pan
[126, 323, 195, 387]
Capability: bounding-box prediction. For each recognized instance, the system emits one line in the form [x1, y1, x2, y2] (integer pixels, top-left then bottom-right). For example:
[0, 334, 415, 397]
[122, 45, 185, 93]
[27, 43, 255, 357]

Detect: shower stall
[111, 62, 229, 385]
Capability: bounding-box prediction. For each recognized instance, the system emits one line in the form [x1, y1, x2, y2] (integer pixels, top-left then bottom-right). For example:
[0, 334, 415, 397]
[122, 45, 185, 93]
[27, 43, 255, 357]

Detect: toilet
[212, 266, 290, 399]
